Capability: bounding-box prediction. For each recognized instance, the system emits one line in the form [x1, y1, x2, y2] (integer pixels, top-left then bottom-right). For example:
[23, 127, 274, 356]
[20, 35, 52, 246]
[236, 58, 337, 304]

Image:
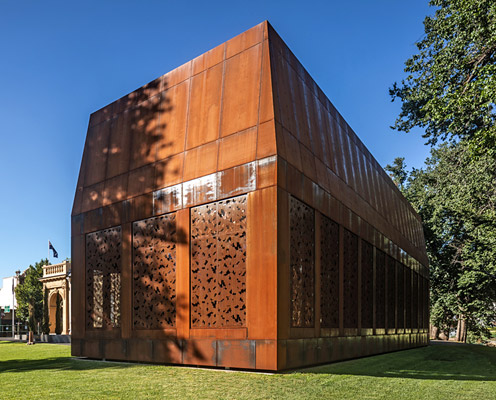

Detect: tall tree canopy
[390, 0, 496, 153]
[389, 0, 496, 342]
[387, 144, 496, 341]
[15, 259, 48, 332]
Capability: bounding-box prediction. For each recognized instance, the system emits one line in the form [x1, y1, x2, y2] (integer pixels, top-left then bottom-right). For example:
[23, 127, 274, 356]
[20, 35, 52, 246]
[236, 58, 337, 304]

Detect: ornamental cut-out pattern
[423, 276, 429, 329]
[132, 213, 177, 329]
[320, 215, 339, 329]
[191, 195, 247, 328]
[86, 226, 122, 329]
[290, 197, 315, 328]
[361, 240, 374, 329]
[418, 275, 424, 330]
[405, 267, 412, 329]
[386, 255, 396, 330]
[412, 272, 419, 329]
[396, 262, 405, 330]
[375, 250, 386, 329]
[343, 229, 358, 329]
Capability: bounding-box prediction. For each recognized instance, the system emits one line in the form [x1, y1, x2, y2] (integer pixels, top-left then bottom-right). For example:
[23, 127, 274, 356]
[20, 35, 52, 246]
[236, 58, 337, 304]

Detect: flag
[49, 241, 58, 258]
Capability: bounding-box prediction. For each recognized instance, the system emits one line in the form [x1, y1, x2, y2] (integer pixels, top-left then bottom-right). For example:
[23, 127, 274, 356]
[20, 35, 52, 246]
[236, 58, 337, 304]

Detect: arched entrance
[49, 292, 63, 334]
[40, 261, 71, 335]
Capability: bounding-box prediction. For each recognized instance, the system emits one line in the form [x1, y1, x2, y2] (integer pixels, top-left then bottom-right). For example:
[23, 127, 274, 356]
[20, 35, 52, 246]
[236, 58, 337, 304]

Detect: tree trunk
[456, 317, 462, 341]
[460, 317, 467, 343]
[455, 315, 467, 343]
[430, 325, 440, 340]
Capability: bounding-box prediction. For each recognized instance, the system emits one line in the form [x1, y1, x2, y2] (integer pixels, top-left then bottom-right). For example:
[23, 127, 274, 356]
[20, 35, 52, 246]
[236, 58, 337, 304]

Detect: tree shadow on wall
[299, 344, 496, 381]
[81, 75, 205, 365]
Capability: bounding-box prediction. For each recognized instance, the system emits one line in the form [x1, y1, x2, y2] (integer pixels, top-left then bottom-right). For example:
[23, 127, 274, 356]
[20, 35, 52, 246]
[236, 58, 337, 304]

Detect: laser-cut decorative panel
[418, 275, 424, 331]
[412, 271, 419, 329]
[375, 250, 386, 329]
[405, 266, 412, 329]
[386, 255, 396, 330]
[396, 261, 404, 330]
[191, 195, 247, 328]
[290, 196, 315, 328]
[86, 226, 122, 329]
[320, 215, 339, 329]
[423, 276, 430, 329]
[132, 213, 177, 329]
[343, 229, 358, 329]
[361, 240, 374, 329]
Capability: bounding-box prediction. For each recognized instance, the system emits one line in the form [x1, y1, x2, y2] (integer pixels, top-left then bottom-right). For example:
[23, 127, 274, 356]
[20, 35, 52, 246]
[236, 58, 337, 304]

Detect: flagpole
[48, 240, 50, 264]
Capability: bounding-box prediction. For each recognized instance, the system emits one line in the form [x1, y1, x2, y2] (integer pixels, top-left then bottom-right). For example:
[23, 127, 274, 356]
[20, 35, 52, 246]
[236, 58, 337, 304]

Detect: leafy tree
[385, 157, 408, 191]
[42, 288, 50, 334]
[55, 293, 62, 335]
[390, 0, 496, 153]
[393, 144, 496, 342]
[15, 259, 48, 333]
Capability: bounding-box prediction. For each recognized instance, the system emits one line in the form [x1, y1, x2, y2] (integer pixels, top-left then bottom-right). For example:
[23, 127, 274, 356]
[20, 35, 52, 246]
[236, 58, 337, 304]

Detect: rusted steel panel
[396, 261, 405, 331]
[386, 255, 397, 331]
[320, 215, 339, 329]
[289, 196, 315, 328]
[190, 195, 247, 328]
[361, 240, 374, 330]
[343, 229, 359, 330]
[85, 227, 122, 330]
[247, 187, 278, 340]
[375, 250, 386, 330]
[132, 213, 177, 329]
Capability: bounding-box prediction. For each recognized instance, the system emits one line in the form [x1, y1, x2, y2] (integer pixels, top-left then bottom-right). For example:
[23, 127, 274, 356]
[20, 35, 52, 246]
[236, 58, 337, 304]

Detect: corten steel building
[71, 21, 429, 371]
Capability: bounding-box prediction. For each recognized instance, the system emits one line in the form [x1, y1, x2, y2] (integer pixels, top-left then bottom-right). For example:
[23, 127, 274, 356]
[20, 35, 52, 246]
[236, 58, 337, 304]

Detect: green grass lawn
[1, 341, 495, 399]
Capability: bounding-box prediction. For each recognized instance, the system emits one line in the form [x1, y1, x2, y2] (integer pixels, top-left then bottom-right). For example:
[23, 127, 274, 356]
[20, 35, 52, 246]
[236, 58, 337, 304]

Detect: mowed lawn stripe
[0, 341, 495, 399]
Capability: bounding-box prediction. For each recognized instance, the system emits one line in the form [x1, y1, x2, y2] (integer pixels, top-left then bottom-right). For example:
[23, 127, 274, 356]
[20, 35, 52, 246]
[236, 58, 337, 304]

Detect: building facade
[40, 261, 71, 335]
[0, 276, 17, 336]
[71, 21, 429, 370]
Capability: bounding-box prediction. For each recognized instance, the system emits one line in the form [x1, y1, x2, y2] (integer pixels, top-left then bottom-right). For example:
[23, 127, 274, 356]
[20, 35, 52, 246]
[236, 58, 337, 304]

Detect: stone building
[40, 261, 71, 335]
[71, 21, 429, 370]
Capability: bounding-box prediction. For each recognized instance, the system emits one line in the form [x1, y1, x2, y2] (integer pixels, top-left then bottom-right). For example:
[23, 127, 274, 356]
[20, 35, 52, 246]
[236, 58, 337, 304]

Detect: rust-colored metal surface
[343, 229, 358, 329]
[85, 227, 122, 329]
[72, 21, 429, 371]
[190, 195, 247, 328]
[375, 250, 386, 329]
[361, 240, 373, 329]
[405, 267, 412, 330]
[320, 214, 339, 329]
[412, 272, 419, 329]
[132, 213, 177, 329]
[386, 255, 396, 330]
[289, 196, 315, 328]
[396, 261, 405, 330]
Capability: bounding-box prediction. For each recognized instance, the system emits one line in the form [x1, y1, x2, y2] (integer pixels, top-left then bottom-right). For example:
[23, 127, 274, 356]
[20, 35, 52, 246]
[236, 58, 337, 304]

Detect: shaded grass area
[0, 341, 495, 399]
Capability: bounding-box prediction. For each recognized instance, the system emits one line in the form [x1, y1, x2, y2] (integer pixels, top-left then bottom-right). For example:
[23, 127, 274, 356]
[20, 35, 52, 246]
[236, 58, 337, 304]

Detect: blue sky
[0, 0, 433, 278]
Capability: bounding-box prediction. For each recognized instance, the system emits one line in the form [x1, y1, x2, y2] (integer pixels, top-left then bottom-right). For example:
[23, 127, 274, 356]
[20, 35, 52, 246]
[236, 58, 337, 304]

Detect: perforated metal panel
[132, 213, 177, 329]
[290, 196, 315, 328]
[405, 267, 412, 329]
[418, 275, 424, 330]
[86, 226, 122, 329]
[190, 195, 247, 327]
[386, 255, 396, 330]
[396, 261, 404, 330]
[375, 250, 386, 329]
[343, 229, 358, 329]
[412, 271, 419, 329]
[423, 276, 430, 329]
[361, 240, 374, 329]
[320, 215, 339, 328]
